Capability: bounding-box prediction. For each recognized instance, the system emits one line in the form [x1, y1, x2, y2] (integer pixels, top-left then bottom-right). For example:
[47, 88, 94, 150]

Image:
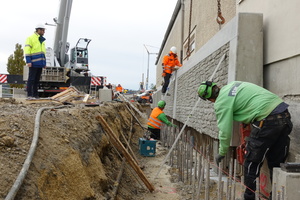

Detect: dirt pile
[0, 99, 155, 199]
[0, 98, 222, 200]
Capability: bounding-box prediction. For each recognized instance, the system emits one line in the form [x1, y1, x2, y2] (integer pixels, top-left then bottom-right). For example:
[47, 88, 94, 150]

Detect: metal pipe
[5, 105, 71, 200]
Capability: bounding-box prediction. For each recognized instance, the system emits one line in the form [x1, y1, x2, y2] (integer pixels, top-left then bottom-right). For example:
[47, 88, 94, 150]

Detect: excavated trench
[0, 99, 158, 200]
[0, 98, 224, 200]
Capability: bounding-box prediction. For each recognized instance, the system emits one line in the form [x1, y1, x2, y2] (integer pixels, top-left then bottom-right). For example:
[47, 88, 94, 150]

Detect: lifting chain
[216, 0, 225, 25]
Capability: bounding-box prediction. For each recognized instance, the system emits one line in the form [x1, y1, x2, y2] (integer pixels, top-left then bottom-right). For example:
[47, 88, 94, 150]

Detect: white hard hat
[35, 23, 46, 29]
[170, 46, 177, 54]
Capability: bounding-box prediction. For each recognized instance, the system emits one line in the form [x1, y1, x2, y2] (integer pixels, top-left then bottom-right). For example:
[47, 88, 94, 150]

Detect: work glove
[215, 154, 225, 166]
[173, 66, 180, 71]
[172, 124, 177, 128]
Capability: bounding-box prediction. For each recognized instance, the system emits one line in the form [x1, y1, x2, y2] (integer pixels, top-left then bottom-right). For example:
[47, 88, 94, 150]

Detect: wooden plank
[96, 115, 155, 192]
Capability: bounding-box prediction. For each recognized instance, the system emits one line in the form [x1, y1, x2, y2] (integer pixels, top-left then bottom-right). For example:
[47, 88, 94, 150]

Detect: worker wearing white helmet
[161, 46, 182, 95]
[24, 23, 47, 99]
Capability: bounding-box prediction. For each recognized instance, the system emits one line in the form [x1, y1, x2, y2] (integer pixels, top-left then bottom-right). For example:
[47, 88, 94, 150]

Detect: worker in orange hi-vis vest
[115, 84, 123, 93]
[147, 100, 177, 140]
[161, 46, 182, 95]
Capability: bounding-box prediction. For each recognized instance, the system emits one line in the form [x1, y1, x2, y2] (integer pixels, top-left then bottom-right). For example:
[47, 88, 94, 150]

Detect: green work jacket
[214, 81, 283, 156]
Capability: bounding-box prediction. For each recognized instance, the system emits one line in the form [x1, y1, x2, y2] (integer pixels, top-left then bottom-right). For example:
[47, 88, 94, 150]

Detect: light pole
[143, 44, 158, 90]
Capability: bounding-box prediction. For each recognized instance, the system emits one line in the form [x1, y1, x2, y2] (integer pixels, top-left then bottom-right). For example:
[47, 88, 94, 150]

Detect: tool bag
[236, 123, 251, 165]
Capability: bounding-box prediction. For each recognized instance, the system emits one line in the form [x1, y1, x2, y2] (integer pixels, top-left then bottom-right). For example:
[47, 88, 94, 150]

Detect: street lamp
[143, 44, 158, 90]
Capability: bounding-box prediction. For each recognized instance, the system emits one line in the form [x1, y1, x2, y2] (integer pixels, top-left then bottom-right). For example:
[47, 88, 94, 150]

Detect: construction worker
[24, 23, 47, 99]
[116, 84, 123, 93]
[161, 46, 182, 95]
[197, 81, 293, 200]
[147, 100, 176, 140]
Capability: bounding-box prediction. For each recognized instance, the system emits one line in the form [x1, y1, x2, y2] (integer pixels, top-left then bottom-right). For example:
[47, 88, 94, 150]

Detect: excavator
[22, 0, 103, 97]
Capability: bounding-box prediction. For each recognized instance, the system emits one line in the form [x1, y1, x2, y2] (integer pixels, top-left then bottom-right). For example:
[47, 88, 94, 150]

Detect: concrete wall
[237, 0, 300, 162]
[156, 0, 236, 89]
[153, 13, 263, 144]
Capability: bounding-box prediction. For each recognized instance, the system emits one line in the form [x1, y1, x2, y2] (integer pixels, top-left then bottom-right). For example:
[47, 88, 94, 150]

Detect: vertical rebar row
[192, 149, 198, 200]
[178, 138, 182, 181]
[205, 148, 210, 200]
[218, 160, 223, 200]
[281, 186, 285, 200]
[255, 177, 260, 200]
[196, 147, 205, 200]
[272, 182, 276, 200]
[189, 136, 194, 185]
[180, 133, 184, 182]
[241, 175, 245, 199]
[227, 158, 233, 200]
[232, 159, 237, 200]
[185, 131, 190, 183]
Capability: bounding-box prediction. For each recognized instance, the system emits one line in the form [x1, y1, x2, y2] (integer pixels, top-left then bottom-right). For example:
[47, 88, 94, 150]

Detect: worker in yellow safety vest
[147, 100, 176, 140]
[24, 23, 47, 99]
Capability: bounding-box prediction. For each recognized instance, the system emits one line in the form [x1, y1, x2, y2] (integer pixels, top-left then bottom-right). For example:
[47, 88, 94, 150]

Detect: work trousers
[147, 127, 161, 140]
[162, 73, 172, 94]
[244, 110, 293, 200]
[27, 67, 43, 97]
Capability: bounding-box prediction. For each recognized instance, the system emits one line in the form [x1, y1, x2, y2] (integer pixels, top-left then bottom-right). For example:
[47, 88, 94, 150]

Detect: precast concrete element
[153, 13, 263, 142]
[272, 167, 300, 200]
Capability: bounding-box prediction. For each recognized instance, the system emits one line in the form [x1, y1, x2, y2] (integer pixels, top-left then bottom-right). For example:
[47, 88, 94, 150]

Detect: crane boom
[53, 0, 73, 67]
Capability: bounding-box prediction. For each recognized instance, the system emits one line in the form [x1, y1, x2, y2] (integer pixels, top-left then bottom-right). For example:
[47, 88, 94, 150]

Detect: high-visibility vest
[116, 86, 123, 92]
[147, 107, 164, 129]
[24, 32, 46, 67]
[162, 52, 182, 74]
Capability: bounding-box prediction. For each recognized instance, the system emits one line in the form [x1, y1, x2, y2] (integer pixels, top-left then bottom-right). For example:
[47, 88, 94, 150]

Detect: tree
[6, 43, 26, 88]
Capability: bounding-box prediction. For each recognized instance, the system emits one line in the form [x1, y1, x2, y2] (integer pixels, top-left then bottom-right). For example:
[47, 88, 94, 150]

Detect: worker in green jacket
[198, 81, 293, 200]
[147, 100, 176, 140]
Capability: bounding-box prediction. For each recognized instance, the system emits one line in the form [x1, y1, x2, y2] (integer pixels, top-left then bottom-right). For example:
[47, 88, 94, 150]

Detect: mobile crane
[22, 0, 104, 96]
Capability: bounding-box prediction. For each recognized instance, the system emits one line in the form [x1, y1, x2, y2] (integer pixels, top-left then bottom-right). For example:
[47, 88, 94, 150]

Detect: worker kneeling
[147, 100, 176, 140]
[197, 81, 293, 200]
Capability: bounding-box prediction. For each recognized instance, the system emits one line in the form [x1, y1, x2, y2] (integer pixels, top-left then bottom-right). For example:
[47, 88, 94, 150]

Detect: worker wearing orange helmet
[161, 46, 182, 94]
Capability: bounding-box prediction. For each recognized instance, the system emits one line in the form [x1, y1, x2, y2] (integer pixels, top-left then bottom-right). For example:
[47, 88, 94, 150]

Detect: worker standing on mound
[147, 100, 176, 140]
[24, 23, 47, 99]
[161, 46, 182, 95]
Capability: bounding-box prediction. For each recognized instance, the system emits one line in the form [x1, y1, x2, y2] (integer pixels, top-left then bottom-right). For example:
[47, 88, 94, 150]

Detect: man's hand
[172, 124, 177, 128]
[27, 63, 32, 67]
[215, 154, 225, 166]
[173, 66, 180, 71]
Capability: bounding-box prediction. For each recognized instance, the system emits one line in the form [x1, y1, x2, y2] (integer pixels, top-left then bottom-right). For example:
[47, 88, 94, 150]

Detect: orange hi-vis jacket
[147, 107, 164, 129]
[162, 52, 182, 74]
[116, 86, 123, 92]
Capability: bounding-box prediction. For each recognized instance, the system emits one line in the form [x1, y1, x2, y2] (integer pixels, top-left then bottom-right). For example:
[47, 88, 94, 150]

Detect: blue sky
[0, 0, 177, 90]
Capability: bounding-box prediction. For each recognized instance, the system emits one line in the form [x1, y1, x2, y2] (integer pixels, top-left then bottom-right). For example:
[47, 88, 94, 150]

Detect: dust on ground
[0, 98, 217, 200]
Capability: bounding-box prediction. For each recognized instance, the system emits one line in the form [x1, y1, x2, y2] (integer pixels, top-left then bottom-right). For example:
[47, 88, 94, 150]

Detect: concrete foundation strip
[96, 115, 155, 192]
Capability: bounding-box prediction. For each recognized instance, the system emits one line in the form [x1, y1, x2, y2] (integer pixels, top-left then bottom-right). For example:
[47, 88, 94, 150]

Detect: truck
[22, 0, 104, 97]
